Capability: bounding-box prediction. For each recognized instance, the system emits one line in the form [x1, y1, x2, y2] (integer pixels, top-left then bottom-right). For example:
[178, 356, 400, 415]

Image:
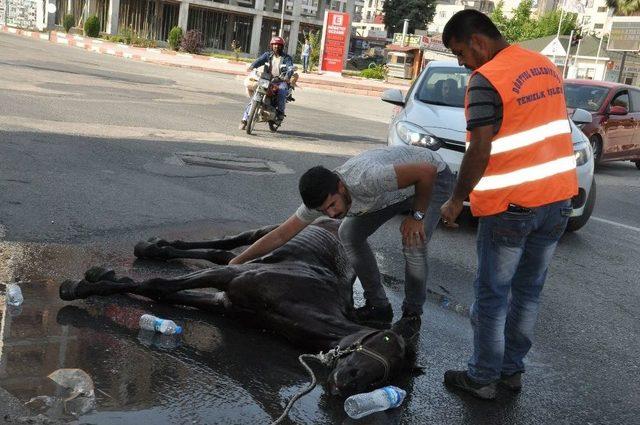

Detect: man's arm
[440, 124, 493, 227]
[248, 52, 269, 71]
[393, 163, 438, 246]
[229, 214, 309, 265]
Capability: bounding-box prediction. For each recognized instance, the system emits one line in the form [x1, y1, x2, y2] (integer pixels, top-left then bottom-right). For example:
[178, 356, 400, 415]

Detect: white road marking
[591, 216, 640, 233]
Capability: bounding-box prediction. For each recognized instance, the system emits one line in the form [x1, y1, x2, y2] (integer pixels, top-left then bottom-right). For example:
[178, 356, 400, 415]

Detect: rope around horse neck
[270, 353, 320, 425]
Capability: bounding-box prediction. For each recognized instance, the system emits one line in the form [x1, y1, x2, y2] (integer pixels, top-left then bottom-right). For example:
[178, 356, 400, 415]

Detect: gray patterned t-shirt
[295, 146, 447, 223]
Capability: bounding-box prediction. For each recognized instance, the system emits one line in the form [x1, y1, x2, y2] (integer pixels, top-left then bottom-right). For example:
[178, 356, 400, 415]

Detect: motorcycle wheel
[268, 121, 280, 132]
[246, 100, 259, 135]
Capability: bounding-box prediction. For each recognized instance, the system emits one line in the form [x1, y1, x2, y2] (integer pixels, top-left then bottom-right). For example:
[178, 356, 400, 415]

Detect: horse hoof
[59, 280, 79, 301]
[84, 267, 116, 283]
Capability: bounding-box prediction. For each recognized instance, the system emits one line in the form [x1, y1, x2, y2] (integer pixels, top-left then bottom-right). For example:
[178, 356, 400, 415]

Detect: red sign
[320, 11, 350, 73]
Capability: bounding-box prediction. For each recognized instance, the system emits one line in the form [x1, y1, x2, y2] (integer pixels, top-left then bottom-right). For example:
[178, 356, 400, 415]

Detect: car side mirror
[609, 105, 628, 115]
[571, 108, 592, 125]
[381, 89, 405, 107]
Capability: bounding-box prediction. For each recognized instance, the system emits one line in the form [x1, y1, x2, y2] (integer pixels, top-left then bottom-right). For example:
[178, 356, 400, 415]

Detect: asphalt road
[0, 33, 639, 425]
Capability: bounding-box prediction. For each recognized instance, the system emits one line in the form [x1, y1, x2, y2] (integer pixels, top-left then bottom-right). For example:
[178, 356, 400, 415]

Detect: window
[611, 91, 629, 110]
[416, 66, 471, 107]
[594, 23, 603, 29]
[630, 90, 640, 112]
[564, 84, 609, 112]
[597, 6, 607, 12]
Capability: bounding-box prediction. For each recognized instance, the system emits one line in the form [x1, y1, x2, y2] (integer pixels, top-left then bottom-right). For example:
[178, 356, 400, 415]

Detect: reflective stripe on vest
[465, 119, 571, 156]
[465, 45, 578, 216]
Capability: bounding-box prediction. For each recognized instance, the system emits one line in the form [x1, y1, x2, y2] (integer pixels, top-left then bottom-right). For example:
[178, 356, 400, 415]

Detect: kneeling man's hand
[401, 217, 425, 247]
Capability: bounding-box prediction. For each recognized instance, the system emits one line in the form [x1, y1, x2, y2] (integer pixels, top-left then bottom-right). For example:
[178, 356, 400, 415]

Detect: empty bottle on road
[139, 314, 182, 335]
[344, 385, 406, 419]
[5, 283, 24, 307]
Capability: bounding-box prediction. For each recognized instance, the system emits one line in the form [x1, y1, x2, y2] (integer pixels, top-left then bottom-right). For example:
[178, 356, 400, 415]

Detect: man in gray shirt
[230, 145, 454, 334]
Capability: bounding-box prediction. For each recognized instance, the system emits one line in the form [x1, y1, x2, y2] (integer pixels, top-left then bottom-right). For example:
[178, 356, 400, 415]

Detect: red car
[564, 79, 640, 169]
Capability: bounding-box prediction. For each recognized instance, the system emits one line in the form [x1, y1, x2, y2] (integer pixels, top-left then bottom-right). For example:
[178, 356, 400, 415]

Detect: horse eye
[384, 336, 390, 342]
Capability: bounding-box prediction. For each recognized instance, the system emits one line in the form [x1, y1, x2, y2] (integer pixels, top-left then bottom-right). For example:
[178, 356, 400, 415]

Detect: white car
[382, 60, 596, 231]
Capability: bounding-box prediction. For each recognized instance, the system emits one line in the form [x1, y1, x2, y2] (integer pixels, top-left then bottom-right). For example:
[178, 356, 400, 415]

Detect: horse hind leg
[60, 265, 241, 302]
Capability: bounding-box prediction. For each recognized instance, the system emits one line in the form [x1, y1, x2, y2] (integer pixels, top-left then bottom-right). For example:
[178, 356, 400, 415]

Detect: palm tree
[605, 0, 640, 15]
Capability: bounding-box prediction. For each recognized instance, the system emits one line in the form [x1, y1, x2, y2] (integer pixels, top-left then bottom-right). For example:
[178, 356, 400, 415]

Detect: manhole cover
[143, 152, 293, 177]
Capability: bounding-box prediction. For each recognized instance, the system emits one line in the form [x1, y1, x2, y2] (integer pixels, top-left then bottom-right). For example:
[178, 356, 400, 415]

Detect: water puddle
[0, 238, 342, 424]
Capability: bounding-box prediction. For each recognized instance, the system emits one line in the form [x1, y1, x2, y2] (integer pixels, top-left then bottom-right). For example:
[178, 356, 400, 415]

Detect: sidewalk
[1, 26, 410, 97]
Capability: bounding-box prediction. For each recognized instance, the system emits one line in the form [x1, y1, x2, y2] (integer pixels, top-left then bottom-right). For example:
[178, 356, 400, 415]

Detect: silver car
[382, 60, 596, 232]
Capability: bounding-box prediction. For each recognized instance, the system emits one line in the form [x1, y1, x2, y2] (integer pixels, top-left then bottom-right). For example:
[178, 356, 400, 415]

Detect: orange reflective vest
[465, 45, 578, 217]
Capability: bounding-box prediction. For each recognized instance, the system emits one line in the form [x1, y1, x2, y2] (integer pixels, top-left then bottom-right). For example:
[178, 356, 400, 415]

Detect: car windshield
[564, 84, 609, 112]
[415, 66, 470, 107]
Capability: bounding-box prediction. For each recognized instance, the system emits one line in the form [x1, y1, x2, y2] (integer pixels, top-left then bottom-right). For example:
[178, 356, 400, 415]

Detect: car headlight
[395, 121, 443, 150]
[574, 144, 590, 166]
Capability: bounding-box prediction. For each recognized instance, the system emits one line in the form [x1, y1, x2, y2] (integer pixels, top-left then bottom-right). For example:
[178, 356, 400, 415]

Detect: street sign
[319, 11, 351, 73]
[607, 18, 640, 52]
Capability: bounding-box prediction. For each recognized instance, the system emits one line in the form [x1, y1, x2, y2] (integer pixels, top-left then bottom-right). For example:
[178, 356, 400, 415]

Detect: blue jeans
[338, 167, 455, 316]
[468, 199, 572, 384]
[242, 82, 288, 121]
[302, 55, 309, 73]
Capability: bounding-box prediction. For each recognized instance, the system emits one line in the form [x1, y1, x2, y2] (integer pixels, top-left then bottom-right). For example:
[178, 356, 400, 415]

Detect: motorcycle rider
[239, 36, 294, 130]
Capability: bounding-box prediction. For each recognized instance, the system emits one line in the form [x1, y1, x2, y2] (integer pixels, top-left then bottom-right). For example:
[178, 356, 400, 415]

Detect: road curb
[1, 26, 406, 97]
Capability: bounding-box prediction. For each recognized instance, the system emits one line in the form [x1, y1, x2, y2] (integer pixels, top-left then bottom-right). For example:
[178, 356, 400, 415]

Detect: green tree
[606, 0, 640, 15]
[490, 0, 577, 42]
[383, 0, 436, 35]
[490, 2, 509, 35]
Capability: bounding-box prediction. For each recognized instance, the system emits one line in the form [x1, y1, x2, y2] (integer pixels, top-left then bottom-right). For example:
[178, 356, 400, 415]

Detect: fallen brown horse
[59, 218, 419, 397]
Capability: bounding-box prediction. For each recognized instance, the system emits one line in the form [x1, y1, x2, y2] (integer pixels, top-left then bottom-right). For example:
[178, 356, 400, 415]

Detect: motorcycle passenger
[239, 36, 294, 130]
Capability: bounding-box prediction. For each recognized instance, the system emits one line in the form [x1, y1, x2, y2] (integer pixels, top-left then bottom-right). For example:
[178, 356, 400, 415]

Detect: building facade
[2, 0, 357, 57]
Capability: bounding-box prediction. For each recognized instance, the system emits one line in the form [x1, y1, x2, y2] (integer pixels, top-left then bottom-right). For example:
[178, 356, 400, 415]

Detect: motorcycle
[244, 64, 291, 135]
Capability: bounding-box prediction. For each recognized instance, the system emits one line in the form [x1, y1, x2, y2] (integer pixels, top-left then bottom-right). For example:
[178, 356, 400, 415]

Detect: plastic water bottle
[139, 314, 182, 335]
[5, 283, 24, 307]
[344, 385, 406, 419]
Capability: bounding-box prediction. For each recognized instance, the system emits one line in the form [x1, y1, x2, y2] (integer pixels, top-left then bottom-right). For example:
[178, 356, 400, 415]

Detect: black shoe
[276, 111, 286, 120]
[444, 370, 496, 400]
[499, 372, 522, 391]
[352, 302, 393, 327]
[392, 314, 422, 340]
[287, 93, 295, 102]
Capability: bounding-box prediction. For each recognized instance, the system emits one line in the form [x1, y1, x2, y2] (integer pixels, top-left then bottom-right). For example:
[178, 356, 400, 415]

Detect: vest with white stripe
[465, 45, 578, 217]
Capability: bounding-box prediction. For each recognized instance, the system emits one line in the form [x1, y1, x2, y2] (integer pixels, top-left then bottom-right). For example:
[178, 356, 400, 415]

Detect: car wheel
[589, 135, 603, 165]
[566, 178, 596, 232]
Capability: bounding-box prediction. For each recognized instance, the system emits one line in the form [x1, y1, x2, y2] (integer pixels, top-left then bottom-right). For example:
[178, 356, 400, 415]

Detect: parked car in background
[382, 61, 596, 232]
[564, 79, 640, 169]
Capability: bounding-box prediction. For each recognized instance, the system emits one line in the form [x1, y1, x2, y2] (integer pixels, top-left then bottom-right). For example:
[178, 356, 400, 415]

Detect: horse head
[327, 329, 407, 397]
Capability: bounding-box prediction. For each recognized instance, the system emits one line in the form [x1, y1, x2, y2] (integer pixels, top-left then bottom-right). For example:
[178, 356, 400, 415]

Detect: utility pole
[279, 0, 286, 37]
[617, 51, 628, 83]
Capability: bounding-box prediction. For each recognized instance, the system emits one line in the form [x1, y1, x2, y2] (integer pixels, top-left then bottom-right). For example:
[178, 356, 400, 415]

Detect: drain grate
[143, 151, 293, 177]
[177, 152, 276, 173]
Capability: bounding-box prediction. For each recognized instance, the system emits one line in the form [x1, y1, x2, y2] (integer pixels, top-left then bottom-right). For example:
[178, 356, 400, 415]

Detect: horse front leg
[134, 225, 279, 264]
[59, 266, 243, 301]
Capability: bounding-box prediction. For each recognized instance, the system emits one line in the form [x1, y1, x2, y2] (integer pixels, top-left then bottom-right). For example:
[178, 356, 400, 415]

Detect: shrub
[231, 39, 242, 61]
[131, 37, 157, 48]
[180, 30, 203, 54]
[307, 31, 321, 72]
[360, 64, 387, 80]
[168, 26, 183, 51]
[63, 14, 75, 33]
[83, 15, 100, 38]
[119, 26, 133, 44]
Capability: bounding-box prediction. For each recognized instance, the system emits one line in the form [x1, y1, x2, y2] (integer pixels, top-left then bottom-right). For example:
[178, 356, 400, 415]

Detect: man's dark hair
[298, 166, 340, 209]
[442, 10, 502, 48]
